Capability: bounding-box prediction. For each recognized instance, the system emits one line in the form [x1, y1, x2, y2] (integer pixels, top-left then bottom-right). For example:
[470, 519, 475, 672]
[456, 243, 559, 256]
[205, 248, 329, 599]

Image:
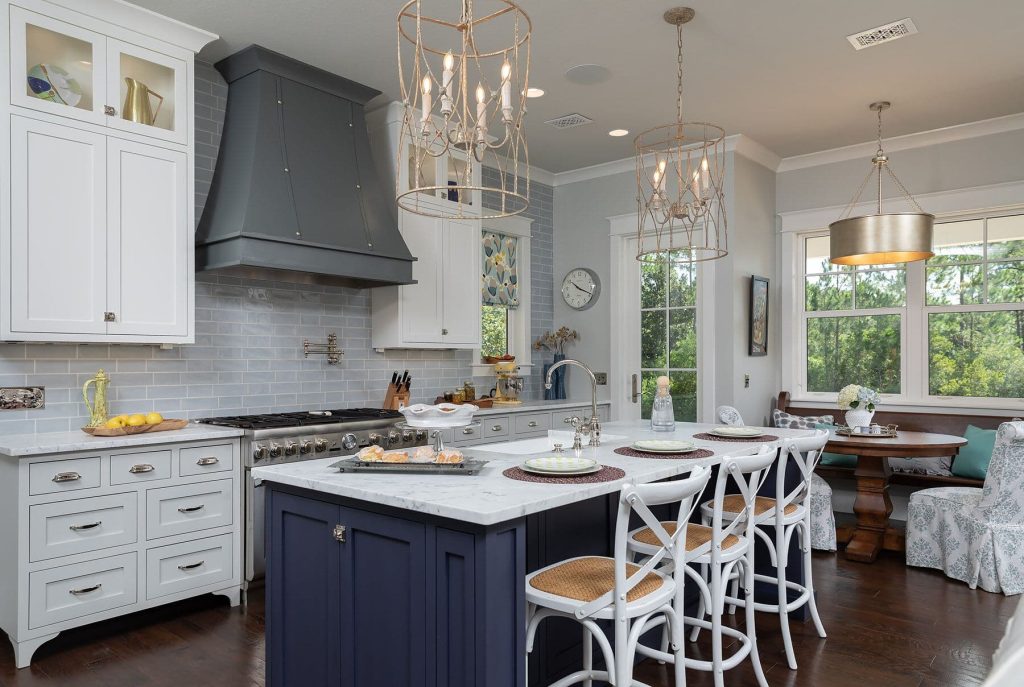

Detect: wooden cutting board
[81, 419, 189, 436]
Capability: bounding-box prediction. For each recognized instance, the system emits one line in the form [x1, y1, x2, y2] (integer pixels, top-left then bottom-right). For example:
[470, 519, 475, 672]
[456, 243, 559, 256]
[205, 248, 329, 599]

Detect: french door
[613, 235, 714, 422]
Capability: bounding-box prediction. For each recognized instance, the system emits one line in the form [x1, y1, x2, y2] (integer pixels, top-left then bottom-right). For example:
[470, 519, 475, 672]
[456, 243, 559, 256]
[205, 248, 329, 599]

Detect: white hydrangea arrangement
[837, 384, 881, 411]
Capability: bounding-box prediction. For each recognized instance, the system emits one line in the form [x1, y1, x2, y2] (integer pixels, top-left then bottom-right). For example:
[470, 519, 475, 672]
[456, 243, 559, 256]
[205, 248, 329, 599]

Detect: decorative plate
[27, 64, 83, 107]
[709, 426, 764, 438]
[632, 439, 696, 453]
[522, 456, 599, 475]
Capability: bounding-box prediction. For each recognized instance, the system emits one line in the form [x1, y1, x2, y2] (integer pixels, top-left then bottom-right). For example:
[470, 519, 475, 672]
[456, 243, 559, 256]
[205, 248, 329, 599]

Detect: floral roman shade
[481, 231, 519, 308]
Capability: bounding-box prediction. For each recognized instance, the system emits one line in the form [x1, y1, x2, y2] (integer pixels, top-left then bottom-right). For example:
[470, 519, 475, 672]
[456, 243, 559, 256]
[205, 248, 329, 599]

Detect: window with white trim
[473, 217, 532, 373]
[798, 211, 1024, 403]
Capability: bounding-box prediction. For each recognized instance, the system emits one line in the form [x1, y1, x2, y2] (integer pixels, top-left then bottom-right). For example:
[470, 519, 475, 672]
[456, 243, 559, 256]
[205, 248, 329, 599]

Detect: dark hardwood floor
[0, 552, 1015, 686]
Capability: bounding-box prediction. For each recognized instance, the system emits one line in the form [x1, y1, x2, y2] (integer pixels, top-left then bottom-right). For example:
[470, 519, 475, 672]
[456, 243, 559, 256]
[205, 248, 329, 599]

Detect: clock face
[561, 268, 600, 310]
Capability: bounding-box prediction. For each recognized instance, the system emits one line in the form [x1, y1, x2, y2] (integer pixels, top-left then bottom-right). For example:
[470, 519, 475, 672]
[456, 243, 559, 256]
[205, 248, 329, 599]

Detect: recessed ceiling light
[525, 87, 545, 98]
[608, 129, 629, 137]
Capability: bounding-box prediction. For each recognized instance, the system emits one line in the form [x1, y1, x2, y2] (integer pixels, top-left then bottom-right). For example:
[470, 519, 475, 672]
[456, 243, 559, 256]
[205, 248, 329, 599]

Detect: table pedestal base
[843, 454, 904, 563]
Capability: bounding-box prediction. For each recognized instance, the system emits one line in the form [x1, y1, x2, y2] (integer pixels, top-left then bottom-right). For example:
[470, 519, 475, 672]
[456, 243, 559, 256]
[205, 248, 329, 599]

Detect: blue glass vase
[552, 353, 567, 400]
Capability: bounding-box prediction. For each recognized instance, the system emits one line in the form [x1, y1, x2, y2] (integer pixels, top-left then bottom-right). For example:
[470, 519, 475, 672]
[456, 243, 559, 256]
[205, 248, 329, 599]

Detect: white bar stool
[628, 446, 777, 687]
[694, 430, 830, 670]
[525, 466, 711, 687]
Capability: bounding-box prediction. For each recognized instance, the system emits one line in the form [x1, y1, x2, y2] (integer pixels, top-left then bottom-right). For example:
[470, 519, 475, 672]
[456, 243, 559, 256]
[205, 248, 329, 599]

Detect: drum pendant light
[829, 102, 934, 266]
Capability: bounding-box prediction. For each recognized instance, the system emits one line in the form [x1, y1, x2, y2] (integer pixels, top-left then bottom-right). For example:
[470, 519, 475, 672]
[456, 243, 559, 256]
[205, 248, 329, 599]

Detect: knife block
[383, 384, 410, 410]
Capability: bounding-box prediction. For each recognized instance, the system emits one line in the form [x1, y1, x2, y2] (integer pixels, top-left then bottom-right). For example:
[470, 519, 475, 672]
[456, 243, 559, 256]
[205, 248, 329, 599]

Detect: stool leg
[777, 523, 797, 670]
[728, 574, 739, 615]
[689, 564, 707, 642]
[582, 625, 593, 687]
[615, 612, 630, 687]
[670, 607, 686, 687]
[803, 519, 827, 639]
[711, 562, 725, 687]
[744, 558, 770, 687]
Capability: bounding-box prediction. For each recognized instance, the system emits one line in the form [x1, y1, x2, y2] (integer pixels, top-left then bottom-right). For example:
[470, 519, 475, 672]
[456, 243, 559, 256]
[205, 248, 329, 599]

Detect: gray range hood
[196, 45, 414, 287]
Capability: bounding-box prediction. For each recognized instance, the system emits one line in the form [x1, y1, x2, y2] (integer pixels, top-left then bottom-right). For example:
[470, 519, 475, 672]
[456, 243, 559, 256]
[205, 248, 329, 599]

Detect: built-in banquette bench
[777, 391, 1020, 489]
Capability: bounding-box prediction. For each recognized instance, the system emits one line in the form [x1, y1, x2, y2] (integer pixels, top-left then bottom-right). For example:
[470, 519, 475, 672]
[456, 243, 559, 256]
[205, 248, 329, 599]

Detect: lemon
[104, 417, 126, 429]
[145, 412, 164, 425]
[126, 414, 147, 427]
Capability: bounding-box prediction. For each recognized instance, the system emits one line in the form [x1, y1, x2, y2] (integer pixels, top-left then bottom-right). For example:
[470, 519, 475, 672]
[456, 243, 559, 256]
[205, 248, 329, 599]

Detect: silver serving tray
[837, 424, 899, 438]
[330, 456, 489, 476]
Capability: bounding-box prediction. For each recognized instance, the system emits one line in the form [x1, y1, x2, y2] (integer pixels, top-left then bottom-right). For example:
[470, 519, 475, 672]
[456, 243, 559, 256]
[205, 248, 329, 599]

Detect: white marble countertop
[0, 423, 245, 457]
[472, 398, 611, 417]
[253, 421, 811, 526]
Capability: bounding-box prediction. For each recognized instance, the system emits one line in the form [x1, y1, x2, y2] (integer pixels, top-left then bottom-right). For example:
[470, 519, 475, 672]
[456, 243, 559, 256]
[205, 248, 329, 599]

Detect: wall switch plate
[595, 372, 608, 385]
[744, 374, 750, 388]
[0, 387, 44, 410]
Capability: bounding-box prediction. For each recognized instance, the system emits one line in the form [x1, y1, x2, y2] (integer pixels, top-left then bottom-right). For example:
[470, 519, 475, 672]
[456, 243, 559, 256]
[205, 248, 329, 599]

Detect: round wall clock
[561, 268, 601, 310]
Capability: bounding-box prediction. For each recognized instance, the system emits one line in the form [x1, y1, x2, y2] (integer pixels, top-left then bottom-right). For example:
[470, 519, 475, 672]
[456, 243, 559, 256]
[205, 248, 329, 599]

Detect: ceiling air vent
[847, 18, 918, 50]
[544, 113, 593, 130]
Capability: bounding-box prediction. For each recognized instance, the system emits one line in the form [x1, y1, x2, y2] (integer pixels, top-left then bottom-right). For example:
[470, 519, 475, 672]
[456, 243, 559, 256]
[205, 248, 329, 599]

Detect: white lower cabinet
[1, 438, 242, 668]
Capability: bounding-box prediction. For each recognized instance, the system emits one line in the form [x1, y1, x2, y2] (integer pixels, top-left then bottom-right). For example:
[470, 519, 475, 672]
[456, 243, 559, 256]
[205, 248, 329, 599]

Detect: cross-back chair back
[770, 430, 830, 517]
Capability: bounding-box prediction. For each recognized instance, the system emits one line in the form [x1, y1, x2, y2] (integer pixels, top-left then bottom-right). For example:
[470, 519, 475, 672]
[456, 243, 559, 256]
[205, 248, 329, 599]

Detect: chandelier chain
[676, 24, 684, 125]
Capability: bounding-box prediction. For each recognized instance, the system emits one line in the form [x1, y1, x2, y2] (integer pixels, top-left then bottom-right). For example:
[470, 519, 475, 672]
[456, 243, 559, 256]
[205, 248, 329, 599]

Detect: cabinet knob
[104, 312, 116, 322]
[491, 424, 502, 432]
[462, 427, 475, 435]
[528, 421, 538, 428]
[442, 328, 448, 336]
[104, 105, 116, 116]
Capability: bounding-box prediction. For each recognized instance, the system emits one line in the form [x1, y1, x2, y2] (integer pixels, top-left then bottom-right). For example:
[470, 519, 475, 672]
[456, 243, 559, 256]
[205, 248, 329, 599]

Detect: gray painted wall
[552, 150, 780, 422]
[0, 62, 555, 435]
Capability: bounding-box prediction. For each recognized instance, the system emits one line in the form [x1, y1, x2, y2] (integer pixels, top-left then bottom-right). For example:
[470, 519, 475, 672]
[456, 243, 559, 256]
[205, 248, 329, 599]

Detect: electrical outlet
[594, 372, 608, 385]
[744, 374, 750, 389]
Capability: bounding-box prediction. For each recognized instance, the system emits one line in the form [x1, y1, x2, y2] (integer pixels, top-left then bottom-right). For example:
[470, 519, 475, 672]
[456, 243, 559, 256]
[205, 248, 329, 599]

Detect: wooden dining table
[824, 429, 967, 563]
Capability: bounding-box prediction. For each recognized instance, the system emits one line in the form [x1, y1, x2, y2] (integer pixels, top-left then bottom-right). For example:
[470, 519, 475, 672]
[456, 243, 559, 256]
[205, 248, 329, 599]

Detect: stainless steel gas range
[197, 409, 428, 586]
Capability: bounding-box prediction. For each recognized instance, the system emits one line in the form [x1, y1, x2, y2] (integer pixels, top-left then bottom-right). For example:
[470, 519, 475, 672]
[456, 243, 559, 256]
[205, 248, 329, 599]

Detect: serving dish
[632, 439, 696, 453]
[400, 403, 478, 428]
[709, 426, 764, 438]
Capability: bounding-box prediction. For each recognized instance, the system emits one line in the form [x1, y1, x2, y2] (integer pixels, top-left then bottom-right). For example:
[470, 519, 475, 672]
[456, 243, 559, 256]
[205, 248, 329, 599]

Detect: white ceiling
[132, 0, 1024, 173]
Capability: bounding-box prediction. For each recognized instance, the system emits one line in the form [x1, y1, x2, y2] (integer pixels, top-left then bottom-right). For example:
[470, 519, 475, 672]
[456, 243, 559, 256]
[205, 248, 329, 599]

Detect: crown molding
[777, 111, 1024, 173]
[551, 134, 780, 187]
[776, 179, 1024, 233]
[47, 0, 218, 52]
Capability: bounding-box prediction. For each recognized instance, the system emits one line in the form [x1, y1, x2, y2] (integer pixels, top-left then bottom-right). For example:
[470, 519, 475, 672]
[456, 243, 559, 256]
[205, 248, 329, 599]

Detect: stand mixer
[492, 360, 524, 406]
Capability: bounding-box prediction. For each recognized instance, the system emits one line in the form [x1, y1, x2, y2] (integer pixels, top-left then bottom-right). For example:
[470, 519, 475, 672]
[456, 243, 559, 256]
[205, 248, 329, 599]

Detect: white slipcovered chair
[906, 421, 1024, 595]
[718, 405, 837, 551]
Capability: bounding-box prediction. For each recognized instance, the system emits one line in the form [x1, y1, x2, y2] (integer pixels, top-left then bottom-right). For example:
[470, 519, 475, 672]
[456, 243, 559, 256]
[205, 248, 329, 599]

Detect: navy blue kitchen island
[255, 422, 812, 686]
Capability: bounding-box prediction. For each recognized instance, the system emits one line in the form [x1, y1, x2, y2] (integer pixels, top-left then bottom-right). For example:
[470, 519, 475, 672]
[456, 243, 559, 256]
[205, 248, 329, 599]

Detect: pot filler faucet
[545, 358, 601, 448]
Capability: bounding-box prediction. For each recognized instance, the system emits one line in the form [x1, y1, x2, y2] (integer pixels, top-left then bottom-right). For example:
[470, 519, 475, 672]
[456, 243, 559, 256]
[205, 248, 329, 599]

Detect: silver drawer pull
[196, 457, 219, 466]
[491, 424, 503, 432]
[462, 427, 475, 435]
[52, 471, 81, 483]
[178, 560, 205, 571]
[129, 463, 155, 474]
[70, 521, 102, 532]
[177, 504, 205, 514]
[528, 421, 538, 428]
[69, 583, 102, 596]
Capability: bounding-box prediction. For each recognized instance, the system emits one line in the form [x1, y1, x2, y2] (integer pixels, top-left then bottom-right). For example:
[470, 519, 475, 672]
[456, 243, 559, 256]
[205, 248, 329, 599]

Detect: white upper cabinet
[1, 0, 216, 343]
[368, 103, 483, 350]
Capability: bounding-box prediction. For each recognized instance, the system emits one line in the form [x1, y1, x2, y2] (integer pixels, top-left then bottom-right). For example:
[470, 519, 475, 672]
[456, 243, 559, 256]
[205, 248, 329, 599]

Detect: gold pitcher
[83, 369, 111, 428]
[122, 77, 164, 125]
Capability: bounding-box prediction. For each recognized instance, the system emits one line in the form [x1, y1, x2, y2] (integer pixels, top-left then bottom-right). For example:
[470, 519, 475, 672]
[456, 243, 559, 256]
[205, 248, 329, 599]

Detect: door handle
[177, 504, 205, 513]
[196, 457, 219, 466]
[631, 374, 640, 403]
[70, 521, 102, 532]
[69, 583, 102, 596]
[52, 471, 81, 483]
[178, 560, 205, 571]
[129, 463, 155, 474]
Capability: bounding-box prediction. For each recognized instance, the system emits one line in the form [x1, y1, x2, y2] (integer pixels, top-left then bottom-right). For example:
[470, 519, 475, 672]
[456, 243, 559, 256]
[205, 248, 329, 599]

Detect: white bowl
[400, 403, 477, 428]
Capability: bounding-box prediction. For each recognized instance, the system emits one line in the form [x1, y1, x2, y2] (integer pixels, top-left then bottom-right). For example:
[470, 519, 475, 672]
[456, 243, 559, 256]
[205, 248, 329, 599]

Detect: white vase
[845, 408, 874, 430]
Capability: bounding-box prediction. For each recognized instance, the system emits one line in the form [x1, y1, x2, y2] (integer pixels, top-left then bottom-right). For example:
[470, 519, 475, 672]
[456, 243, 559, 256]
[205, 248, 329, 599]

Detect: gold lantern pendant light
[635, 7, 727, 264]
[829, 102, 934, 265]
[396, 0, 531, 220]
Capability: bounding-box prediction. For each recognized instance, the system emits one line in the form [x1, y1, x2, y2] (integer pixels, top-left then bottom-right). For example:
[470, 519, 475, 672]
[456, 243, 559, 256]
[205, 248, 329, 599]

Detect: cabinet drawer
[30, 493, 138, 562]
[515, 412, 550, 435]
[29, 553, 137, 629]
[146, 479, 233, 540]
[110, 450, 172, 485]
[482, 416, 510, 440]
[29, 456, 101, 496]
[146, 533, 234, 600]
[179, 443, 234, 477]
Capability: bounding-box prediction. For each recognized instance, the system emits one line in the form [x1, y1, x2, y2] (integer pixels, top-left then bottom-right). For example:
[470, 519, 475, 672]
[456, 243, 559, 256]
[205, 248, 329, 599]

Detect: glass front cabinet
[10, 5, 188, 144]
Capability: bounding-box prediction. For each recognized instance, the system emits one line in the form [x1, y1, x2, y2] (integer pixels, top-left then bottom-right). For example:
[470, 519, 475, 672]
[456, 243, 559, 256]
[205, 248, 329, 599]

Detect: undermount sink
[472, 430, 626, 456]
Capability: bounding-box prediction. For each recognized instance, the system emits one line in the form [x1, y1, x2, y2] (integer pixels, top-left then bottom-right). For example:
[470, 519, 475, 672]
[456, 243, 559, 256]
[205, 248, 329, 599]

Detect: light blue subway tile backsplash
[0, 61, 555, 435]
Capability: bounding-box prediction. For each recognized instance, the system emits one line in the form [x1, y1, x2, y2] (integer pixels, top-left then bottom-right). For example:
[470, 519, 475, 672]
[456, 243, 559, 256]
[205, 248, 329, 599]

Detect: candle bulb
[657, 159, 667, 193]
[691, 169, 701, 200]
[500, 60, 512, 118]
[476, 82, 487, 141]
[700, 155, 710, 193]
[420, 76, 432, 126]
[441, 51, 454, 114]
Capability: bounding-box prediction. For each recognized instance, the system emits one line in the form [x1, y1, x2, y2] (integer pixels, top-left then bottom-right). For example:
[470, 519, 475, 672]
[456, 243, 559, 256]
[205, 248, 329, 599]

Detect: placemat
[613, 446, 714, 460]
[692, 432, 779, 443]
[502, 465, 626, 484]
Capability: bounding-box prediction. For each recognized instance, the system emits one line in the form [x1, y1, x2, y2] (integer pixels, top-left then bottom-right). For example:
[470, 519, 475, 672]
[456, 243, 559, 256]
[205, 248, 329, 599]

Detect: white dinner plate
[633, 440, 696, 453]
[522, 456, 599, 475]
[709, 426, 764, 438]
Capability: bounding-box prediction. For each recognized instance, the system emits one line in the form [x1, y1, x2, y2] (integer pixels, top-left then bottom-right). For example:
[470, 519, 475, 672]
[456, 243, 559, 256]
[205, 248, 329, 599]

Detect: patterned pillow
[772, 409, 834, 430]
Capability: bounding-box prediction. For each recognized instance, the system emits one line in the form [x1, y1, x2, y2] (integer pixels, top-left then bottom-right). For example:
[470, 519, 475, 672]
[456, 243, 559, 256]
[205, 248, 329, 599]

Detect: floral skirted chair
[906, 421, 1024, 595]
[716, 406, 837, 551]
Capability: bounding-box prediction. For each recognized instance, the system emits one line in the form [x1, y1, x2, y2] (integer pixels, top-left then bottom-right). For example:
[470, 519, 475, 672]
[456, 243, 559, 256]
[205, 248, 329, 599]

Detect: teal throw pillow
[951, 425, 998, 480]
[815, 423, 857, 468]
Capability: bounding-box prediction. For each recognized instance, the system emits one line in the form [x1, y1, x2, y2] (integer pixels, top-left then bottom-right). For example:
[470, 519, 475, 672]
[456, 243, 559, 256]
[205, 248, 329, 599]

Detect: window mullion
[905, 260, 925, 401]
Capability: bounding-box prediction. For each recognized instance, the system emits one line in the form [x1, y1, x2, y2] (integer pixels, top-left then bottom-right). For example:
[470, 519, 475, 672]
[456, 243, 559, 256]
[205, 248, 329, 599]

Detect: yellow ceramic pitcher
[83, 369, 110, 428]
